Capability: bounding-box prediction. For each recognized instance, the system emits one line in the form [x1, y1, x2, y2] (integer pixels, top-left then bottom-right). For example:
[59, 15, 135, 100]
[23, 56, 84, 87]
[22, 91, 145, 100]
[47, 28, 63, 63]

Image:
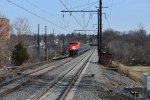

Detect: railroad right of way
[0, 49, 94, 100]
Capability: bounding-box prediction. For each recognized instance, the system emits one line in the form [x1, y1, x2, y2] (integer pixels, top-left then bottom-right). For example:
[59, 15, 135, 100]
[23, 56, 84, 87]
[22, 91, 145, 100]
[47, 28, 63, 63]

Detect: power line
[82, 1, 97, 29]
[63, 0, 96, 30]
[62, 13, 71, 28]
[65, 0, 73, 9]
[85, 13, 92, 28]
[59, 0, 84, 29]
[67, 1, 98, 10]
[104, 13, 111, 29]
[26, 0, 47, 13]
[109, 0, 114, 14]
[25, 0, 60, 21]
[6, 0, 70, 32]
[26, 0, 70, 30]
[83, 12, 86, 28]
[83, 1, 98, 10]
[65, 0, 98, 30]
[59, 0, 85, 29]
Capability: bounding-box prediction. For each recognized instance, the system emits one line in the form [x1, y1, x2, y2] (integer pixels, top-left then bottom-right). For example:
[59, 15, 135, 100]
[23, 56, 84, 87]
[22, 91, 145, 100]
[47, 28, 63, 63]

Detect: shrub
[11, 42, 29, 66]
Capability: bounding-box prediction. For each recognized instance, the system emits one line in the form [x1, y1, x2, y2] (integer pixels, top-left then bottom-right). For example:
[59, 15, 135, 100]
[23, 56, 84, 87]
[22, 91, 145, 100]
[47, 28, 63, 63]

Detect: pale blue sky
[0, 0, 150, 34]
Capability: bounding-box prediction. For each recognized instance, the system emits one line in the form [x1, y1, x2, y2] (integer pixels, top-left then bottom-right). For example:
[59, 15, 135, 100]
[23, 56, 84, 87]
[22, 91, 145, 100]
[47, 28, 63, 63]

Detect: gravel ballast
[1, 50, 92, 100]
[0, 49, 142, 100]
[72, 50, 142, 100]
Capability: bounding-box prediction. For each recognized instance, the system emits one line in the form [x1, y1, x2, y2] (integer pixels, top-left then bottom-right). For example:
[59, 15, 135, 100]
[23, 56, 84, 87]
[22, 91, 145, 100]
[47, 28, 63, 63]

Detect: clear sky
[0, 0, 150, 34]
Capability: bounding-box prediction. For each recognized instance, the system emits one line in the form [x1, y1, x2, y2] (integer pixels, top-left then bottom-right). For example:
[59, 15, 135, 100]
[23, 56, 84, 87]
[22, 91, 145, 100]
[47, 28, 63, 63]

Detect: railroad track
[0, 57, 74, 98]
[29, 49, 95, 100]
[0, 61, 52, 86]
[0, 49, 93, 100]
[0, 55, 68, 84]
[0, 61, 49, 79]
[0, 58, 73, 88]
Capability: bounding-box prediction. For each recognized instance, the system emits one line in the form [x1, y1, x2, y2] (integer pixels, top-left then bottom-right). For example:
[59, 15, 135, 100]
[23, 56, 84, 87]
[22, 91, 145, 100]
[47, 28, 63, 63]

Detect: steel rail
[29, 50, 92, 100]
[0, 58, 71, 88]
[57, 49, 95, 100]
[30, 49, 94, 100]
[0, 58, 73, 98]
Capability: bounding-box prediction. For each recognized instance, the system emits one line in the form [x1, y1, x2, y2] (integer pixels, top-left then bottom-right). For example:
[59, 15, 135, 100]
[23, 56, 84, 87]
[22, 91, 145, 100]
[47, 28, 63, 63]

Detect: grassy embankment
[112, 61, 150, 83]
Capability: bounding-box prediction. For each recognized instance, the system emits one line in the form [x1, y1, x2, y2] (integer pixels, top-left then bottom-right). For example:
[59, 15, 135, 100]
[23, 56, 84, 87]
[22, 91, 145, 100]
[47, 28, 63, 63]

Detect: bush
[11, 42, 29, 66]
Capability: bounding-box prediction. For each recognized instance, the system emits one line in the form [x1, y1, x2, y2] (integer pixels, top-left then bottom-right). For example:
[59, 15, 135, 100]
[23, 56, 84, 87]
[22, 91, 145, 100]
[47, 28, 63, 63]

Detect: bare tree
[10, 17, 34, 63]
[12, 17, 31, 45]
[103, 25, 150, 65]
[13, 17, 30, 35]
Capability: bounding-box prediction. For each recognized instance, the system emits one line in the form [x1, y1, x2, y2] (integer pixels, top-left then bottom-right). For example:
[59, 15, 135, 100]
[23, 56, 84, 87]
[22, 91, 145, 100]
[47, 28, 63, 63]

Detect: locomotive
[68, 41, 90, 56]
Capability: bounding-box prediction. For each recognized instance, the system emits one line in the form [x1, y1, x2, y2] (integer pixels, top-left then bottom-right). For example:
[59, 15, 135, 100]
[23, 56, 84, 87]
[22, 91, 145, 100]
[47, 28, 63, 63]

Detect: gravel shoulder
[72, 50, 142, 100]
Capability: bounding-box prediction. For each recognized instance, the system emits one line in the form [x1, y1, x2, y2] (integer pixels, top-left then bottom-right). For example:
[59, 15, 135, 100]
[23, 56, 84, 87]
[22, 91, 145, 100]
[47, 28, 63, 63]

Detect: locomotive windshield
[69, 43, 78, 45]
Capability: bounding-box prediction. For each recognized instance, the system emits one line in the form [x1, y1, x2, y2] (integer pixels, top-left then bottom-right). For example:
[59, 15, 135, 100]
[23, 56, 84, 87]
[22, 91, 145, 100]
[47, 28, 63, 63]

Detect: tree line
[102, 25, 150, 66]
[1, 16, 149, 67]
[0, 17, 96, 66]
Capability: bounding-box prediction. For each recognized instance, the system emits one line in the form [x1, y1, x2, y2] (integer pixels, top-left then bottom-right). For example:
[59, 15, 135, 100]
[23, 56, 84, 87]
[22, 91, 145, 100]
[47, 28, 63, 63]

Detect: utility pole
[98, 0, 108, 63]
[37, 24, 40, 60]
[44, 26, 48, 61]
[59, 33, 61, 55]
[61, 0, 107, 63]
[98, 0, 102, 63]
[97, 9, 100, 57]
[53, 29, 55, 57]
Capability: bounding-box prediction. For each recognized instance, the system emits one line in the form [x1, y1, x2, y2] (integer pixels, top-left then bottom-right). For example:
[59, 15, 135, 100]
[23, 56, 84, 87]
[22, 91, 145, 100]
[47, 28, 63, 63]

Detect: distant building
[0, 18, 9, 42]
[0, 18, 10, 67]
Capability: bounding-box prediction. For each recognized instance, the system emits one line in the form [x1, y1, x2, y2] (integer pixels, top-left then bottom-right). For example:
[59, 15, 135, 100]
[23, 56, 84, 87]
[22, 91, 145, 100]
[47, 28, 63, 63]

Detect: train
[68, 41, 90, 56]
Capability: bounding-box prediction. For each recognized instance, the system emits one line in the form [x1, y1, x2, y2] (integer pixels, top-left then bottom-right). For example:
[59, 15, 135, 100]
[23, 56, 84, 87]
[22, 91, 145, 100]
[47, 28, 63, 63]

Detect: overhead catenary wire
[83, 1, 98, 10]
[62, 12, 71, 28]
[26, 0, 66, 29]
[82, 0, 94, 29]
[109, 0, 114, 15]
[64, 0, 85, 29]
[67, 1, 98, 10]
[25, 0, 61, 21]
[104, 13, 111, 29]
[62, 0, 96, 31]
[80, 0, 97, 30]
[85, 13, 92, 29]
[83, 12, 86, 28]
[103, 0, 113, 29]
[60, 0, 74, 30]
[64, 0, 93, 32]
[59, 0, 85, 29]
[6, 0, 70, 32]
[26, 0, 47, 14]
[83, 0, 97, 30]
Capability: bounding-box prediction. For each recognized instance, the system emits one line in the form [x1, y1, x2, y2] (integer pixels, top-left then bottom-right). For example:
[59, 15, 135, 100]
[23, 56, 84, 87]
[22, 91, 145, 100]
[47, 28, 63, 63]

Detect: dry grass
[112, 61, 150, 83]
[128, 66, 150, 73]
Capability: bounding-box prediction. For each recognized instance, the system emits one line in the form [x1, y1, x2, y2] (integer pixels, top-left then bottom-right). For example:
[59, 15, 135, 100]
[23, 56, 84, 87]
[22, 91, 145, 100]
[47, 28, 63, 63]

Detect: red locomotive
[68, 41, 90, 56]
[68, 42, 80, 56]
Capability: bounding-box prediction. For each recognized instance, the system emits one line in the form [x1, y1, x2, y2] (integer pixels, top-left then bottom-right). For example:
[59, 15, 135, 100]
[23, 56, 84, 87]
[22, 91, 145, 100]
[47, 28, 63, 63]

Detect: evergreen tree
[11, 42, 29, 66]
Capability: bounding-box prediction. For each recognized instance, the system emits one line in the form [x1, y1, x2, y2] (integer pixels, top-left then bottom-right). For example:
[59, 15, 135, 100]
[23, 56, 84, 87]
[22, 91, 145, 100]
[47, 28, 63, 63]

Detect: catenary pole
[37, 24, 40, 60]
[53, 29, 55, 57]
[98, 0, 102, 63]
[61, 0, 106, 63]
[45, 26, 48, 61]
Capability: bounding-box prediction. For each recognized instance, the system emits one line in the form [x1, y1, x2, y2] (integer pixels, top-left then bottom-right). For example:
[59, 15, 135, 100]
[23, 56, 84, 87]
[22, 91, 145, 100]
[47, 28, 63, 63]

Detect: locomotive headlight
[72, 46, 75, 50]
